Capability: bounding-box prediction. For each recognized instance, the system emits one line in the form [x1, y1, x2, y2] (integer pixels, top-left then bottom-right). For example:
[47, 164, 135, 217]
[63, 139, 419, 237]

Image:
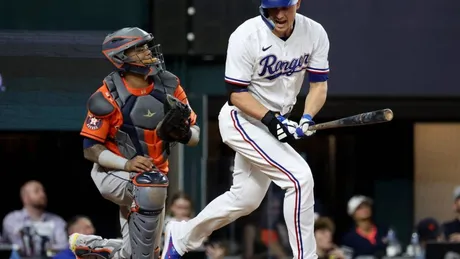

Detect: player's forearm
[303, 81, 328, 117]
[83, 144, 128, 170]
[230, 92, 269, 120]
[83, 143, 107, 163]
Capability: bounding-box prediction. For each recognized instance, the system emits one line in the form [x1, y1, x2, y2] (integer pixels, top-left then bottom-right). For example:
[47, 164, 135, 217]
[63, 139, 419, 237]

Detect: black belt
[228, 101, 291, 119]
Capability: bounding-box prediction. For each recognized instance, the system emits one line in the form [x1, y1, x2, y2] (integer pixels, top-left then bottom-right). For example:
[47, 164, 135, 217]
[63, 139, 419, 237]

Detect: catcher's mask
[102, 27, 165, 78]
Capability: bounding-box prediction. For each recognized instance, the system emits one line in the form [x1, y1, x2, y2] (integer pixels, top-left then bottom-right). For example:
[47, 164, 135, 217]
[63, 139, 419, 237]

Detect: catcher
[70, 27, 200, 259]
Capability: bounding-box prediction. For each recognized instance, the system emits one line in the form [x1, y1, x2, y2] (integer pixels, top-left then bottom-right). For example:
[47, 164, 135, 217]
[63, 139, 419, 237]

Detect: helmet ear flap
[259, 6, 275, 30]
[262, 7, 269, 17]
[112, 53, 126, 65]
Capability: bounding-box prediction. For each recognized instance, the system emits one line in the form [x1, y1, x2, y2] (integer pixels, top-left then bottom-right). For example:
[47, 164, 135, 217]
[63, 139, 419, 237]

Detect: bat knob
[384, 109, 394, 121]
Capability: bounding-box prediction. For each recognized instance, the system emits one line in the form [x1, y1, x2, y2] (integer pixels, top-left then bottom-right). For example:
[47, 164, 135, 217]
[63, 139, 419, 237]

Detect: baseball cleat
[69, 233, 122, 259]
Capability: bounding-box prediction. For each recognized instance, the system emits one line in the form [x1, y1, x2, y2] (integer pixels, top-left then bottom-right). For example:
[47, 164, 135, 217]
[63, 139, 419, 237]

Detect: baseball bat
[308, 108, 394, 131]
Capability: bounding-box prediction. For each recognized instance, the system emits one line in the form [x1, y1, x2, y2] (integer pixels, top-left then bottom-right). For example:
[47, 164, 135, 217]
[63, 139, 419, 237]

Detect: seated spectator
[443, 186, 460, 242]
[53, 215, 95, 259]
[342, 195, 388, 258]
[258, 184, 326, 259]
[2, 180, 67, 257]
[205, 240, 229, 259]
[242, 223, 269, 259]
[415, 217, 443, 259]
[163, 191, 198, 251]
[314, 217, 345, 259]
[165, 191, 194, 226]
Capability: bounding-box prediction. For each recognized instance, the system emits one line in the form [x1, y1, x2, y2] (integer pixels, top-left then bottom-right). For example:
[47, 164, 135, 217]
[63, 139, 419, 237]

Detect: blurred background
[0, 0, 459, 258]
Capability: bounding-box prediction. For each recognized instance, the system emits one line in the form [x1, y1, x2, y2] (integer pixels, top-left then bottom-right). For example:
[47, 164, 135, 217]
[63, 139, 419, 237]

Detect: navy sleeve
[309, 72, 329, 82]
[83, 137, 103, 149]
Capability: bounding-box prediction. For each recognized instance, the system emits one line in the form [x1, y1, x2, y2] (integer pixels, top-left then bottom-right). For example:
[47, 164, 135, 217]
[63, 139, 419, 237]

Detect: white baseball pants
[170, 102, 317, 259]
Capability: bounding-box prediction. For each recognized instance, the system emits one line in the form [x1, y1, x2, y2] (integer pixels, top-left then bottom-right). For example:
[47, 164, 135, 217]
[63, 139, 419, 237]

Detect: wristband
[261, 111, 276, 126]
[98, 150, 128, 171]
[302, 114, 313, 120]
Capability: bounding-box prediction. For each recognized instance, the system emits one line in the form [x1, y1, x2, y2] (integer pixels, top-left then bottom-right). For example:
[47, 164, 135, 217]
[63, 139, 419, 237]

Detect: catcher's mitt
[156, 94, 192, 143]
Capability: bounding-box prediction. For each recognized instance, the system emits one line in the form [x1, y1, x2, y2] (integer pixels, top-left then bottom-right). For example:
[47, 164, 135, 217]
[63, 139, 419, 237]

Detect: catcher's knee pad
[129, 171, 169, 259]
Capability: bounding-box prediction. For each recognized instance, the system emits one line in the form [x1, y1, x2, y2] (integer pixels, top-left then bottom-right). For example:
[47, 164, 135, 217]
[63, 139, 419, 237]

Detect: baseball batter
[163, 1, 329, 259]
[69, 27, 200, 259]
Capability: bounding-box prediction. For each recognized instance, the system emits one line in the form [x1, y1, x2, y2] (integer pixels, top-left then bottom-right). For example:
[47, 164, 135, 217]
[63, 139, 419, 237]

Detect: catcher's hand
[156, 94, 192, 143]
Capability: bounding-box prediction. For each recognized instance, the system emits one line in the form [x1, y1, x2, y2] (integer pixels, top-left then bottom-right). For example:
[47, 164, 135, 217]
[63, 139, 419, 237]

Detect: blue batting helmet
[259, 0, 299, 30]
[260, 0, 298, 9]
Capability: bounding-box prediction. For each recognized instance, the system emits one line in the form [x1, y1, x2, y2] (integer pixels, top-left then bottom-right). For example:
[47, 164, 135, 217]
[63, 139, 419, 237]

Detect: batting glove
[277, 116, 299, 136]
[295, 114, 316, 138]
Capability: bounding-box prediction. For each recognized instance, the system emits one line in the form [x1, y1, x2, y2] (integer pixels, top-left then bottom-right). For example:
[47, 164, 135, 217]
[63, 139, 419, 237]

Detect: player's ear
[296, 0, 301, 9]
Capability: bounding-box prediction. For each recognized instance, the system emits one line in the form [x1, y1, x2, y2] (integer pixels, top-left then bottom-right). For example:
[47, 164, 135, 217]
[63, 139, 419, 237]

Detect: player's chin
[274, 22, 288, 32]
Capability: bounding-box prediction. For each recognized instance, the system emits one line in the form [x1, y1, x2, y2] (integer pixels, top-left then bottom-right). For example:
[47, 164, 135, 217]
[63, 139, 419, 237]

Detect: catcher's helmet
[259, 0, 299, 30]
[102, 27, 165, 77]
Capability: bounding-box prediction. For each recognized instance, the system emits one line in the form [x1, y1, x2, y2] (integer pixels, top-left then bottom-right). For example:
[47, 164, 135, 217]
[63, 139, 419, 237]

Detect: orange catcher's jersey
[81, 76, 197, 173]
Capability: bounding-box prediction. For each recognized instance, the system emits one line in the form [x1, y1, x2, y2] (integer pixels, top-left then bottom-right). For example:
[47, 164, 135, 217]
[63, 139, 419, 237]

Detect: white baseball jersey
[164, 15, 328, 259]
[224, 13, 330, 116]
